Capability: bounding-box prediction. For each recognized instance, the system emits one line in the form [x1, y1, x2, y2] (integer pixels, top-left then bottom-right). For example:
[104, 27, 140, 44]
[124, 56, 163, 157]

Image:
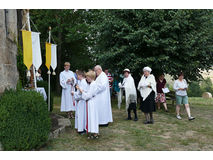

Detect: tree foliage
[30, 9, 94, 94]
[21, 9, 213, 94]
[89, 10, 213, 81]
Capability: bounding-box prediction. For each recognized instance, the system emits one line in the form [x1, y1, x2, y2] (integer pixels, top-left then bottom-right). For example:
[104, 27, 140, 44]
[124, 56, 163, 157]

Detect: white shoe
[176, 115, 182, 120]
[189, 116, 195, 121]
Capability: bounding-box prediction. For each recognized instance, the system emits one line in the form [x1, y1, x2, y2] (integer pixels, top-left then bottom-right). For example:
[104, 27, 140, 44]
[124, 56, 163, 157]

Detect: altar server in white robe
[60, 62, 77, 119]
[72, 70, 88, 134]
[77, 70, 99, 139]
[94, 65, 113, 126]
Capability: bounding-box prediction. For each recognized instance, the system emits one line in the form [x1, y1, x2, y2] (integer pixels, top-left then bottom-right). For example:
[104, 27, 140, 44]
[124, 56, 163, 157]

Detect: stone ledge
[48, 114, 71, 140]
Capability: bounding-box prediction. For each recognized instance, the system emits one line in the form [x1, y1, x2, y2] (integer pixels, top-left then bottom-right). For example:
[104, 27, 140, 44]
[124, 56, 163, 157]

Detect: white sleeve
[137, 76, 149, 89]
[74, 91, 82, 101]
[173, 81, 179, 91]
[82, 84, 97, 101]
[70, 72, 77, 86]
[96, 77, 107, 94]
[60, 73, 67, 89]
[184, 80, 188, 89]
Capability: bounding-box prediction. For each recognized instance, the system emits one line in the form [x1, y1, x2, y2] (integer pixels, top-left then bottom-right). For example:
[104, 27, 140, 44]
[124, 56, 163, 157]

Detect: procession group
[60, 62, 195, 139]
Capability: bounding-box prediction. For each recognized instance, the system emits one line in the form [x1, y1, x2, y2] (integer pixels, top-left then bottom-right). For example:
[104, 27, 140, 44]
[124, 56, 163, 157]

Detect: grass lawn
[40, 97, 213, 151]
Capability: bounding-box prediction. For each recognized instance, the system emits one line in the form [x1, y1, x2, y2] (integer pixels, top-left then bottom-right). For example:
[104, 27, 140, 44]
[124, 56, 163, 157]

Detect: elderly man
[94, 65, 113, 126]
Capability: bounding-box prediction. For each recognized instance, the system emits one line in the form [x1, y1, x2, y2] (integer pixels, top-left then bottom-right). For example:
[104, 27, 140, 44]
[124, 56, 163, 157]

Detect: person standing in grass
[94, 65, 113, 126]
[77, 70, 99, 139]
[155, 73, 168, 112]
[72, 70, 88, 135]
[173, 72, 195, 121]
[104, 68, 114, 96]
[138, 67, 157, 124]
[60, 62, 76, 119]
[118, 69, 138, 121]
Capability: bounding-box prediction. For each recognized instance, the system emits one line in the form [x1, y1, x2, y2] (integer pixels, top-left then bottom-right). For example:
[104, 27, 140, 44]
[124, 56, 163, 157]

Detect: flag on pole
[51, 44, 57, 75]
[45, 42, 52, 70]
[31, 32, 42, 74]
[22, 30, 42, 76]
[45, 42, 57, 74]
[22, 30, 33, 71]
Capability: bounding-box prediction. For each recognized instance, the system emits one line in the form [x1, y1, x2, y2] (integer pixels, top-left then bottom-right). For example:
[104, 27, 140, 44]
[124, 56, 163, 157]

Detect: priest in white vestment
[60, 62, 76, 119]
[94, 65, 113, 126]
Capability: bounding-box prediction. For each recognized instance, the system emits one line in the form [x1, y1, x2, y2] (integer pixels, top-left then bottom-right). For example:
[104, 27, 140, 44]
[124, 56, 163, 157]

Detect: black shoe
[99, 124, 109, 127]
[126, 117, 132, 120]
[134, 117, 138, 121]
[149, 120, 154, 124]
[144, 121, 150, 124]
[165, 110, 168, 112]
[79, 132, 86, 135]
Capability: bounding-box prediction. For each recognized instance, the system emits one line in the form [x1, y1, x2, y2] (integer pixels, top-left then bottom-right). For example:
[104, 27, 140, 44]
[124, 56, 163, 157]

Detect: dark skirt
[140, 91, 156, 113]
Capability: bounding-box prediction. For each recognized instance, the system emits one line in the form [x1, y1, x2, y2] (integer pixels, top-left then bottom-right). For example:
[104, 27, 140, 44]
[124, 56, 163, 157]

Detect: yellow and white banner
[22, 30, 42, 71]
[45, 42, 57, 74]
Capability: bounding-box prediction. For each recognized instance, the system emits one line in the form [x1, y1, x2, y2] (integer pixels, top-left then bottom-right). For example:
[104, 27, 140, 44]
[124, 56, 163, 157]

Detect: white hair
[143, 66, 152, 73]
[95, 65, 102, 71]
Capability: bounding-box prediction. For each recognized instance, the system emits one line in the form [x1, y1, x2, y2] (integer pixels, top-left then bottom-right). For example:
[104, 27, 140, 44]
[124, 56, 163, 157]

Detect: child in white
[77, 70, 99, 139]
[72, 71, 88, 134]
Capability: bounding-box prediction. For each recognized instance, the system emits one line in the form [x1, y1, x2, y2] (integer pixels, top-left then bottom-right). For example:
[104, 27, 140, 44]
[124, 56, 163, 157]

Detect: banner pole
[27, 10, 37, 89]
[48, 27, 51, 112]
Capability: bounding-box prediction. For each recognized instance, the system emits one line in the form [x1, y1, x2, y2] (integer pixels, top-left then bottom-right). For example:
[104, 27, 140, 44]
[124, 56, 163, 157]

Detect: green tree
[200, 77, 213, 95]
[29, 9, 94, 95]
[188, 81, 202, 97]
[89, 9, 213, 82]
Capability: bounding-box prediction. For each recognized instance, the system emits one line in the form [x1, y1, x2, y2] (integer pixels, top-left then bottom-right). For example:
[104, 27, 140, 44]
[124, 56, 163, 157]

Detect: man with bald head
[94, 65, 113, 126]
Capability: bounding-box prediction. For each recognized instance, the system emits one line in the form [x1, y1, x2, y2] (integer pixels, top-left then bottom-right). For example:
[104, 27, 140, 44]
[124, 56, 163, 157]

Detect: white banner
[31, 32, 42, 71]
[51, 44, 57, 71]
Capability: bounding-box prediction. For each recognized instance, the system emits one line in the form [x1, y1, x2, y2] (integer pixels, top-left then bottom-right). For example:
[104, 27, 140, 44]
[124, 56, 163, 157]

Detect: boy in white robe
[72, 70, 88, 134]
[60, 62, 76, 119]
[77, 70, 99, 139]
[94, 65, 113, 126]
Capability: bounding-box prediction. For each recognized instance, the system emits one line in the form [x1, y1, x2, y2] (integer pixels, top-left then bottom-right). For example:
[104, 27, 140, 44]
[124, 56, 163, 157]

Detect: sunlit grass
[40, 96, 213, 151]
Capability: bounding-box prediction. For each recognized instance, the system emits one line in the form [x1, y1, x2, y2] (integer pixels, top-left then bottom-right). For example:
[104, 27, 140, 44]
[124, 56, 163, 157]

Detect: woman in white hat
[118, 69, 138, 121]
[137, 67, 157, 124]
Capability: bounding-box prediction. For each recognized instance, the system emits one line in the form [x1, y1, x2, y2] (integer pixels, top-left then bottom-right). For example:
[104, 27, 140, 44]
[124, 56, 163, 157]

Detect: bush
[0, 90, 51, 150]
[37, 80, 54, 112]
[188, 81, 202, 97]
[200, 77, 213, 95]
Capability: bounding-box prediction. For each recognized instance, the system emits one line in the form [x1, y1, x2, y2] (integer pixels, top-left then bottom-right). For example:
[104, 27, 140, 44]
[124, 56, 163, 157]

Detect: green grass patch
[40, 97, 213, 151]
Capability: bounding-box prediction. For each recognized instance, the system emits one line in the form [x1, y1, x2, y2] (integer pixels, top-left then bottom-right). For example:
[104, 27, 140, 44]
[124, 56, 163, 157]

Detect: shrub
[37, 80, 54, 112]
[200, 77, 213, 95]
[188, 81, 202, 97]
[0, 89, 51, 150]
